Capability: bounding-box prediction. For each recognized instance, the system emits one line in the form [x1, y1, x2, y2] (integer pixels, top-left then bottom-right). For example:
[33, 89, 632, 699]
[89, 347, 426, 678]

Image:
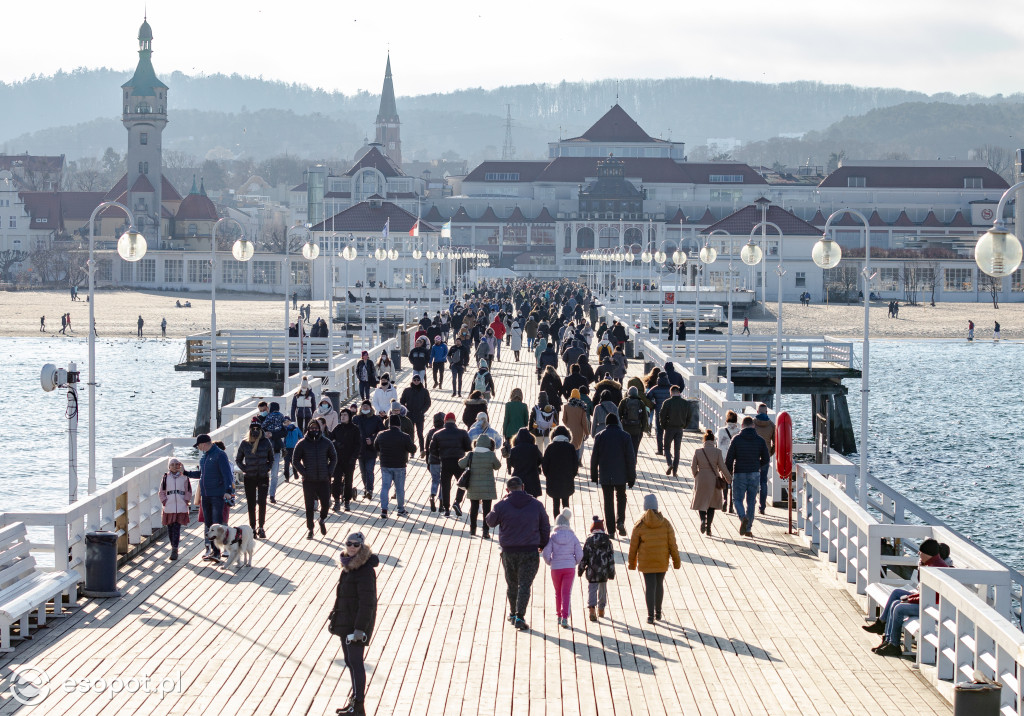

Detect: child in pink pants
[542, 508, 583, 628]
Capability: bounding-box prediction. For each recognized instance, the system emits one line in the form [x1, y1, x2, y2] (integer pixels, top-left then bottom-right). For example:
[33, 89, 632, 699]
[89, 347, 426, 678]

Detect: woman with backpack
[457, 434, 502, 537]
[471, 360, 495, 400]
[592, 390, 619, 439]
[235, 422, 274, 539]
[462, 390, 489, 429]
[159, 457, 192, 561]
[578, 516, 616, 621]
[530, 391, 558, 452]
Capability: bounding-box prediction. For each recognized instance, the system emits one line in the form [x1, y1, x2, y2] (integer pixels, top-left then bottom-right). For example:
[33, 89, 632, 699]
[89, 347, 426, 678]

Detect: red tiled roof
[893, 210, 915, 227]
[131, 174, 155, 193]
[809, 210, 827, 226]
[921, 211, 944, 227]
[424, 206, 446, 222]
[533, 207, 556, 223]
[536, 158, 766, 185]
[868, 210, 887, 227]
[564, 104, 661, 144]
[819, 164, 1009, 190]
[463, 161, 550, 183]
[833, 212, 862, 226]
[478, 207, 501, 223]
[688, 208, 716, 225]
[702, 205, 821, 237]
[344, 146, 405, 179]
[58, 192, 107, 220]
[0, 154, 64, 173]
[176, 192, 219, 221]
[162, 176, 182, 201]
[948, 210, 972, 228]
[451, 206, 472, 223]
[20, 192, 61, 231]
[309, 200, 436, 233]
[291, 182, 307, 192]
[506, 206, 527, 223]
[104, 174, 128, 201]
[665, 208, 686, 223]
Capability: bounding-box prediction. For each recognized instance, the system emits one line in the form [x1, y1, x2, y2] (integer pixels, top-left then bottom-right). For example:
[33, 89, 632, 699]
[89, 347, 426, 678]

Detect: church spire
[374, 54, 402, 166]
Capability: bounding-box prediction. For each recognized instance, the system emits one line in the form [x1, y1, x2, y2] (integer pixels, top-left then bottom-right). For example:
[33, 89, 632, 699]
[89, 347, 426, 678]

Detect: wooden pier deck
[0, 347, 948, 715]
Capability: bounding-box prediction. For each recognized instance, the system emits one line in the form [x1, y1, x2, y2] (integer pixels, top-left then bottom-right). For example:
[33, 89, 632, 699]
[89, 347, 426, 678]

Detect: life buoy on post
[776, 411, 794, 534]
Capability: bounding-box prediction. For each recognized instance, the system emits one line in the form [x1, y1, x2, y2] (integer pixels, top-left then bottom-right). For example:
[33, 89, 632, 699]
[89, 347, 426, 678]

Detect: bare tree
[923, 261, 941, 306]
[824, 264, 859, 302]
[973, 144, 1014, 183]
[979, 273, 1002, 308]
[900, 259, 920, 305]
[0, 249, 27, 281]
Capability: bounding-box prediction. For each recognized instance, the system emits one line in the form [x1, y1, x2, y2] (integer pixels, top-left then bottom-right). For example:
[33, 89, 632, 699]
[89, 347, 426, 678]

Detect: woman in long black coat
[331, 532, 379, 715]
[542, 425, 579, 519]
[507, 427, 543, 497]
[539, 366, 564, 414]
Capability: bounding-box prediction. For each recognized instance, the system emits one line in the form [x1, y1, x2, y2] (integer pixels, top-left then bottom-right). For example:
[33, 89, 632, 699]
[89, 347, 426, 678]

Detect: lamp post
[696, 237, 719, 376]
[210, 217, 254, 430]
[87, 201, 146, 493]
[705, 229, 735, 394]
[812, 209, 871, 508]
[670, 247, 688, 357]
[974, 180, 1024, 278]
[744, 221, 783, 411]
[283, 224, 318, 395]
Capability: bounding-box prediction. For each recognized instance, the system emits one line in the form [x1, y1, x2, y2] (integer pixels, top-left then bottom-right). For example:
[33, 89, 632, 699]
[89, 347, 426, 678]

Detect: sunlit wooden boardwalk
[0, 344, 949, 715]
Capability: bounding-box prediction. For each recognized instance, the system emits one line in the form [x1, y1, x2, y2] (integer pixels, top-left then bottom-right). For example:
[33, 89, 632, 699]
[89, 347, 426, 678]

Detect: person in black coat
[592, 378, 622, 407]
[400, 375, 432, 454]
[331, 408, 363, 512]
[562, 364, 589, 400]
[352, 401, 385, 500]
[293, 422, 338, 539]
[576, 355, 596, 384]
[539, 366, 564, 413]
[590, 414, 636, 536]
[542, 425, 579, 519]
[331, 532, 378, 716]
[507, 427, 543, 498]
[429, 414, 473, 516]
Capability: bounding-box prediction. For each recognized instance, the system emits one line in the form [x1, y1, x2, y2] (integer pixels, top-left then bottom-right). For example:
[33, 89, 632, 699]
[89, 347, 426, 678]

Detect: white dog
[209, 524, 255, 569]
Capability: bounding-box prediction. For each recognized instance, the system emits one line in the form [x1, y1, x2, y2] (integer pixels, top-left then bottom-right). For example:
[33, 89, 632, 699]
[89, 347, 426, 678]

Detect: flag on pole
[409, 220, 420, 237]
[382, 218, 389, 238]
[441, 220, 451, 239]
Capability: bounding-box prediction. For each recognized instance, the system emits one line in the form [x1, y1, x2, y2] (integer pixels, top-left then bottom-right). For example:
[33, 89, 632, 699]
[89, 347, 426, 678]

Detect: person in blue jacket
[193, 434, 234, 561]
[430, 336, 449, 390]
[274, 418, 302, 503]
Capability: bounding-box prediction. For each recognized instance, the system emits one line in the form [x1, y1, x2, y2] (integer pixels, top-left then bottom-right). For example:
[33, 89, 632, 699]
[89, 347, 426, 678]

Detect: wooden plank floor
[0, 342, 949, 715]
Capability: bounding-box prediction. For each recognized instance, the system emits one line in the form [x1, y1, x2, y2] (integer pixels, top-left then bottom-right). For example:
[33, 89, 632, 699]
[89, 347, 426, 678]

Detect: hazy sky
[4, 0, 1023, 97]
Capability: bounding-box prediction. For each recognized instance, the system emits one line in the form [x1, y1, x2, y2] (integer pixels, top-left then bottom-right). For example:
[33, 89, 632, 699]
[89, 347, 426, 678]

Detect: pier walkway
[0, 344, 948, 715]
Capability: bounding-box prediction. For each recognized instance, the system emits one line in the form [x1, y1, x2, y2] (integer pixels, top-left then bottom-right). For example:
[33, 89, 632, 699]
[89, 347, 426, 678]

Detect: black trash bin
[390, 349, 402, 372]
[953, 681, 1001, 716]
[82, 531, 120, 598]
[625, 339, 636, 359]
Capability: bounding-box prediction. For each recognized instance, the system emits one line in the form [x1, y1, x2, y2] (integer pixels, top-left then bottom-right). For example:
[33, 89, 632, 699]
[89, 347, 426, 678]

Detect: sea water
[0, 337, 1021, 568]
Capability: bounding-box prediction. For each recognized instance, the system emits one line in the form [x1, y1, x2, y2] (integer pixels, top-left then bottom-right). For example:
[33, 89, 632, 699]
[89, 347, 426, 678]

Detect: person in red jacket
[490, 315, 507, 362]
[867, 538, 948, 657]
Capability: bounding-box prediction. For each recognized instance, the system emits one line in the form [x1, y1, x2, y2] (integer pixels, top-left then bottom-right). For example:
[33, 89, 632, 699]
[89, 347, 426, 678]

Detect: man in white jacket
[371, 373, 399, 416]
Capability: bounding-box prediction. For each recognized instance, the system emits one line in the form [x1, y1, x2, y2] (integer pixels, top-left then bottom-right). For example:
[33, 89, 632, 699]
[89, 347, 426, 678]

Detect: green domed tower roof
[122, 17, 168, 96]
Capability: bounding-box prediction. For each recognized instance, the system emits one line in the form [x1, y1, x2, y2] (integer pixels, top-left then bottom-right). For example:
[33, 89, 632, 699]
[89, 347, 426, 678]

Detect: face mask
[319, 403, 331, 413]
[361, 408, 371, 415]
[308, 431, 321, 440]
[259, 411, 268, 418]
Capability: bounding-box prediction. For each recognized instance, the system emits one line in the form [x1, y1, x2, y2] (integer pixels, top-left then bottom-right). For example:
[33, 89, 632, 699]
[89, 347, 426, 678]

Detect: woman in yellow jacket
[628, 494, 681, 624]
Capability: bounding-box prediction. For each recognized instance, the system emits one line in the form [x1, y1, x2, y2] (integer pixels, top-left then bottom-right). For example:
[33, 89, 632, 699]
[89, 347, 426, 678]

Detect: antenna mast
[502, 105, 516, 160]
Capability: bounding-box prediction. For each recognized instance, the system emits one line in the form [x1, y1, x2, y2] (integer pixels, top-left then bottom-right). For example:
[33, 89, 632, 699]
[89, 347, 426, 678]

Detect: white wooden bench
[0, 522, 80, 652]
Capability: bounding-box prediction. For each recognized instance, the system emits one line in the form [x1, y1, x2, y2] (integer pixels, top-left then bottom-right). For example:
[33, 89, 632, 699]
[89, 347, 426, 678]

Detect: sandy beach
[0, 288, 1018, 340]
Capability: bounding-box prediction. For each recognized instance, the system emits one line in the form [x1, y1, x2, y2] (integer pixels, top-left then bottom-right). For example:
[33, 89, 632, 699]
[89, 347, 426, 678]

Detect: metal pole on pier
[67, 362, 79, 504]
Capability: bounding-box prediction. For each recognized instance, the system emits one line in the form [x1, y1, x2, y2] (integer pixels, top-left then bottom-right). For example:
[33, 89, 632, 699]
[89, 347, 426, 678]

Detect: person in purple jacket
[486, 476, 551, 632]
[542, 508, 583, 629]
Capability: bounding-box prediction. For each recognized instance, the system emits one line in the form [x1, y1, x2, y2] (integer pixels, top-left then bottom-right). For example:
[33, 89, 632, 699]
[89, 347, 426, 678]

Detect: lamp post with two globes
[741, 222, 783, 411]
[210, 217, 255, 430]
[810, 209, 871, 507]
[283, 224, 319, 395]
[87, 201, 147, 492]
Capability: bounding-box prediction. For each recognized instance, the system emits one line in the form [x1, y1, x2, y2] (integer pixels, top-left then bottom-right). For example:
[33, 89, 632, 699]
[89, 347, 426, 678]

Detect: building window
[138, 259, 156, 283]
[291, 263, 311, 286]
[37, 217, 47, 223]
[136, 102, 151, 113]
[187, 223, 198, 236]
[1013, 269, 1024, 292]
[144, 162, 149, 175]
[140, 133, 148, 145]
[708, 175, 744, 183]
[222, 260, 247, 284]
[944, 267, 973, 291]
[253, 261, 279, 285]
[847, 176, 866, 188]
[597, 226, 616, 248]
[95, 259, 113, 282]
[164, 259, 183, 283]
[795, 272, 806, 287]
[138, 162, 144, 174]
[120, 260, 133, 282]
[484, 173, 521, 182]
[188, 260, 211, 284]
[880, 267, 900, 291]
[964, 177, 983, 189]
[709, 190, 742, 203]
[9, 217, 16, 228]
[577, 227, 595, 250]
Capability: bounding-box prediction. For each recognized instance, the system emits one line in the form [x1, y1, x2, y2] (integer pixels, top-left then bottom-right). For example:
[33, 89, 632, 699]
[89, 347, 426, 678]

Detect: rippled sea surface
[1, 337, 1021, 568]
[786, 338, 1024, 570]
